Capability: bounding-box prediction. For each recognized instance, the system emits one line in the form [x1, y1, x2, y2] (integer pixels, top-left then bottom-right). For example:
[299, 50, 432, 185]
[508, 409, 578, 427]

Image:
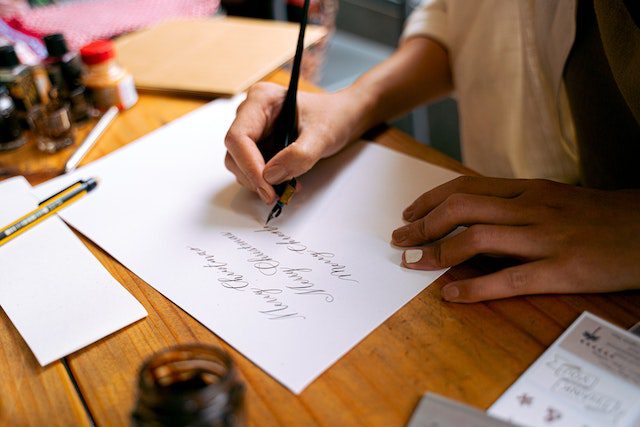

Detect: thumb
[262, 131, 326, 185]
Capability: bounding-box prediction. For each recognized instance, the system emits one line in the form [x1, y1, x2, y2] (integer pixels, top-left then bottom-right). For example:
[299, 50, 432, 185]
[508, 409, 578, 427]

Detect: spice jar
[80, 40, 138, 112]
[132, 344, 245, 427]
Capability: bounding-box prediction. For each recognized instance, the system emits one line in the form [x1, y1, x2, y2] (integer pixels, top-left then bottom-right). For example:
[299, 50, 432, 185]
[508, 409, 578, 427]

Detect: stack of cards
[0, 177, 146, 365]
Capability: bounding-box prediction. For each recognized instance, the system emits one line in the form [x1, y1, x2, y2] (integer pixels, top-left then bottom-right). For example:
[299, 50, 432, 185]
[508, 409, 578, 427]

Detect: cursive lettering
[281, 267, 334, 302]
[188, 246, 305, 321]
[255, 226, 307, 252]
[251, 288, 306, 320]
[255, 226, 360, 283]
[308, 251, 359, 283]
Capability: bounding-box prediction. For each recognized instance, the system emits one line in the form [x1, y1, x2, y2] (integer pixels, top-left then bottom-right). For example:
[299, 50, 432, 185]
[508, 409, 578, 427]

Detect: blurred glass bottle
[0, 85, 25, 151]
[43, 33, 90, 122]
[132, 344, 245, 427]
[28, 101, 75, 153]
[80, 40, 138, 112]
[0, 44, 40, 126]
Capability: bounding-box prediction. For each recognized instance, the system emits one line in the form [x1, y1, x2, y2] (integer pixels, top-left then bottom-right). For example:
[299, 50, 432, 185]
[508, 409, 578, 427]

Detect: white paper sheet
[489, 312, 640, 427]
[35, 95, 460, 393]
[0, 177, 147, 366]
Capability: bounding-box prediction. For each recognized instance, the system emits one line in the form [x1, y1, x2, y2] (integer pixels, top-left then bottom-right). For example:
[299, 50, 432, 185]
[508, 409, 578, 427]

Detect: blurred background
[1, 0, 461, 160]
[228, 0, 461, 161]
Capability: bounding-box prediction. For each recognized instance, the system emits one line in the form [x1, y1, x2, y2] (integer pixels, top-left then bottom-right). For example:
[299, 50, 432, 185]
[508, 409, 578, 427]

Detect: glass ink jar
[28, 102, 75, 153]
[0, 45, 40, 124]
[43, 33, 90, 122]
[132, 344, 245, 427]
[80, 40, 138, 112]
[0, 85, 25, 151]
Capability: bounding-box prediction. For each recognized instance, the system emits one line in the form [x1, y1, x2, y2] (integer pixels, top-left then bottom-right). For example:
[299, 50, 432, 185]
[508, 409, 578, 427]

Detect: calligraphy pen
[262, 0, 311, 225]
[65, 106, 119, 174]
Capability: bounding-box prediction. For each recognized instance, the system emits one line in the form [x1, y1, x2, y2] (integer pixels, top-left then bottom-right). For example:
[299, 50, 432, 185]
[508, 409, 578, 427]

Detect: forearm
[338, 36, 453, 141]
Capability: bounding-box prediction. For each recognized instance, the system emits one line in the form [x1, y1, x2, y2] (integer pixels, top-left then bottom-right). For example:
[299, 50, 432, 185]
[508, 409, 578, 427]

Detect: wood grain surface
[1, 71, 639, 427]
[0, 310, 91, 426]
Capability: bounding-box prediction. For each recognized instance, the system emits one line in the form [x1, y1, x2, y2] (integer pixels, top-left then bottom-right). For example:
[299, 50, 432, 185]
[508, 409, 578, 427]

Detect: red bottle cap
[80, 40, 115, 65]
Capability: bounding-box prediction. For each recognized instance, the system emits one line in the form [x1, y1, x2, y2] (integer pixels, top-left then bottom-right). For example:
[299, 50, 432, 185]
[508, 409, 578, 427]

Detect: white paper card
[0, 177, 147, 365]
[489, 312, 640, 427]
[408, 393, 517, 427]
[35, 95, 460, 393]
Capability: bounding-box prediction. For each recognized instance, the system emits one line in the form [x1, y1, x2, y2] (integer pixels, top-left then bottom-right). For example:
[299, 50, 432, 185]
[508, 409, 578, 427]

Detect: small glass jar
[28, 103, 75, 153]
[0, 85, 25, 151]
[0, 45, 41, 125]
[132, 344, 245, 427]
[68, 86, 91, 122]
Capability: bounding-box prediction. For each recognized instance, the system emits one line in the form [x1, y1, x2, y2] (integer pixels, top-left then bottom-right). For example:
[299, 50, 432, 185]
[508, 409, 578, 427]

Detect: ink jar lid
[44, 33, 70, 58]
[0, 45, 20, 68]
[80, 40, 115, 65]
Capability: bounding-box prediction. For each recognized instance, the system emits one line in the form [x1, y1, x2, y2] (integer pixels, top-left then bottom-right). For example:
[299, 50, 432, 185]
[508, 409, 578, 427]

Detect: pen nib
[265, 202, 282, 225]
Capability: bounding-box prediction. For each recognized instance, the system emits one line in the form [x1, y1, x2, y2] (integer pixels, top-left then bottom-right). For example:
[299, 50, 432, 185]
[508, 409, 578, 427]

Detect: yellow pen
[0, 177, 98, 247]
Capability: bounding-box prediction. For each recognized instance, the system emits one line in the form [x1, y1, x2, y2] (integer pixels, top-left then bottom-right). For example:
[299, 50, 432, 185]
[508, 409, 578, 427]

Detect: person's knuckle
[505, 268, 529, 292]
[466, 225, 487, 251]
[291, 144, 316, 168]
[243, 165, 262, 182]
[224, 154, 234, 171]
[235, 98, 249, 114]
[417, 219, 432, 240]
[529, 179, 558, 194]
[248, 82, 270, 96]
[430, 243, 446, 268]
[443, 193, 467, 217]
[224, 130, 239, 150]
[452, 175, 475, 190]
[531, 202, 554, 219]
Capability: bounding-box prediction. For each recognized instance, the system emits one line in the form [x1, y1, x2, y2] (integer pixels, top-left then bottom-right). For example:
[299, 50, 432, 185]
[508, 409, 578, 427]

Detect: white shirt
[403, 0, 579, 182]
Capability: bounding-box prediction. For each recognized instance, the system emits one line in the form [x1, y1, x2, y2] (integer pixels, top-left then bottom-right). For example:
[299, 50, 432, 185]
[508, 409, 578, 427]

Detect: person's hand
[224, 82, 367, 204]
[392, 176, 640, 302]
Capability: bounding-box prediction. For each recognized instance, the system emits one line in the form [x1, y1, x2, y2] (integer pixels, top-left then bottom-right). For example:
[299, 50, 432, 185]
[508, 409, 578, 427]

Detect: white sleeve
[401, 0, 449, 48]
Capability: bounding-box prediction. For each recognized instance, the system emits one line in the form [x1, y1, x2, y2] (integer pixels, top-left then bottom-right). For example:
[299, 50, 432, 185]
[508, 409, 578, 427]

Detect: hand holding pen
[223, 0, 369, 217]
[223, 84, 359, 199]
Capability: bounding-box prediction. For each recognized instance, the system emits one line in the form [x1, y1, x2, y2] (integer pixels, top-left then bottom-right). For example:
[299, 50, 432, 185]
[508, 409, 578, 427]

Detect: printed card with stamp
[489, 312, 640, 427]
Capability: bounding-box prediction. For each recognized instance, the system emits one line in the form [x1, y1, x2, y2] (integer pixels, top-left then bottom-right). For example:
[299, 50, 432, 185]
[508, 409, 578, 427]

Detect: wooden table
[1, 71, 639, 426]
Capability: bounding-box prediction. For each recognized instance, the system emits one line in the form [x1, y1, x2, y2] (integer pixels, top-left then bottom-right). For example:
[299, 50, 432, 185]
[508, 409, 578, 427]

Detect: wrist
[336, 82, 381, 141]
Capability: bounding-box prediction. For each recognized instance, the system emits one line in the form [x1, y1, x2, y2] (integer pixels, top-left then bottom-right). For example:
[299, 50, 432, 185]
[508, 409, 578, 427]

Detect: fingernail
[257, 187, 271, 204]
[393, 226, 409, 243]
[264, 165, 287, 184]
[404, 249, 423, 264]
[403, 205, 414, 220]
[442, 285, 460, 301]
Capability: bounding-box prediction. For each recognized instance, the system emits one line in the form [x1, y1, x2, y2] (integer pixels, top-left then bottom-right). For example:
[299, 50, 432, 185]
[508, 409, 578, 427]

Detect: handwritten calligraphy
[187, 225, 358, 320]
[255, 226, 359, 283]
[188, 246, 305, 321]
